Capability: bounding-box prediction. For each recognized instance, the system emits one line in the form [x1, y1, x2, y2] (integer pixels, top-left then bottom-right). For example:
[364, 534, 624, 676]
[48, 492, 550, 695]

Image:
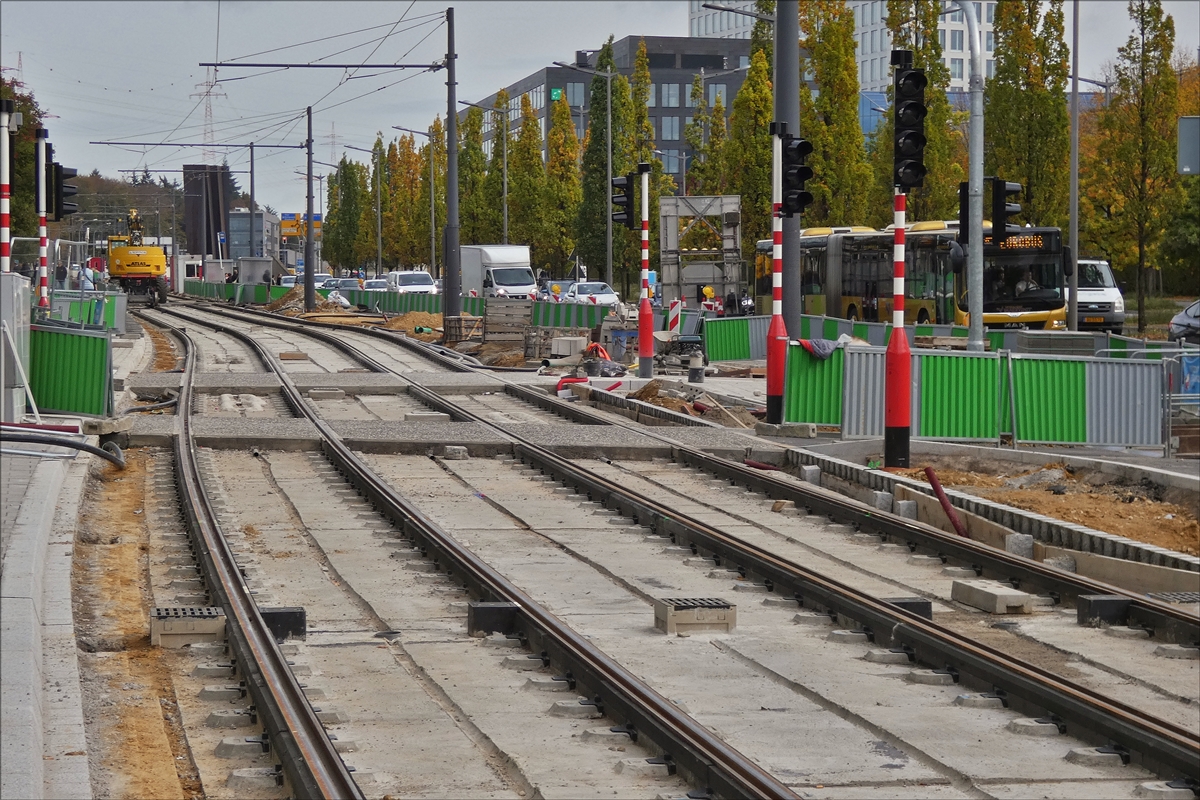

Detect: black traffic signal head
[611, 172, 636, 230]
[53, 163, 78, 221]
[780, 135, 814, 218]
[893, 66, 927, 190]
[991, 178, 1022, 244]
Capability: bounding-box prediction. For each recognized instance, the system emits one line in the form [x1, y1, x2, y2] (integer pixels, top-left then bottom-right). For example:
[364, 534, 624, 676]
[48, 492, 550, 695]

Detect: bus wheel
[847, 307, 859, 322]
[917, 310, 930, 324]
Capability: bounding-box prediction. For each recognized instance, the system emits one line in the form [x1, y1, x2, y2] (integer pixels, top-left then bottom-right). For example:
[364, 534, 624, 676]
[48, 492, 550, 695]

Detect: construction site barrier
[50, 291, 127, 333]
[29, 323, 113, 417]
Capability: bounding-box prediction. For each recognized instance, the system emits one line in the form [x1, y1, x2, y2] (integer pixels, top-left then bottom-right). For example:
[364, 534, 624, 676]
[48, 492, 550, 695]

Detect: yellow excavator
[108, 209, 168, 306]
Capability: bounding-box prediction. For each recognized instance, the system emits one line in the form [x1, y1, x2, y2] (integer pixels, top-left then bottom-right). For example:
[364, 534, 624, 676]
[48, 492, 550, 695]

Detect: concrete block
[907, 554, 943, 567]
[549, 699, 604, 719]
[1005, 533, 1035, 559]
[1065, 747, 1127, 767]
[799, 465, 821, 484]
[331, 738, 358, 753]
[522, 677, 572, 692]
[864, 649, 911, 664]
[942, 566, 977, 579]
[404, 411, 451, 422]
[192, 662, 235, 678]
[480, 633, 523, 648]
[761, 596, 800, 608]
[443, 445, 468, 460]
[1077, 594, 1131, 626]
[826, 629, 869, 644]
[185, 642, 226, 658]
[653, 598, 736, 634]
[872, 491, 893, 512]
[953, 694, 1005, 709]
[227, 767, 283, 790]
[307, 387, 345, 400]
[731, 582, 769, 593]
[1007, 718, 1063, 736]
[1154, 644, 1200, 660]
[906, 670, 955, 686]
[951, 579, 1032, 614]
[793, 612, 833, 626]
[313, 708, 347, 724]
[1106, 626, 1151, 640]
[215, 737, 268, 758]
[581, 728, 633, 744]
[198, 685, 243, 702]
[82, 416, 134, 435]
[1135, 782, 1200, 799]
[499, 655, 545, 670]
[206, 709, 255, 728]
[614, 758, 672, 779]
[894, 500, 917, 519]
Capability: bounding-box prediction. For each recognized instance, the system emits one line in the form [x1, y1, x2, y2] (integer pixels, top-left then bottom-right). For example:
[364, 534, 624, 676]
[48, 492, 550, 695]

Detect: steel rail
[134, 310, 363, 800]
[173, 302, 1200, 780]
[155, 304, 797, 799]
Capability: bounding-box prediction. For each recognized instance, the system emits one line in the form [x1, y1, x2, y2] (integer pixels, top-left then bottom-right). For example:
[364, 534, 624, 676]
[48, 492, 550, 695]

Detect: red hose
[555, 376, 589, 393]
[1, 422, 82, 433]
[743, 459, 780, 471]
[924, 467, 969, 538]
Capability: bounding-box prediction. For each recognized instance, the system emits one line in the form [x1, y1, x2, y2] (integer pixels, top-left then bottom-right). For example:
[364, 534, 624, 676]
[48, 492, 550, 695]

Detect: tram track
[159, 300, 1200, 783]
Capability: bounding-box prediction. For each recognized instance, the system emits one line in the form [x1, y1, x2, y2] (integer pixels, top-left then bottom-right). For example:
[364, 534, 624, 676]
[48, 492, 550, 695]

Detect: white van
[1070, 259, 1125, 334]
[386, 270, 438, 294]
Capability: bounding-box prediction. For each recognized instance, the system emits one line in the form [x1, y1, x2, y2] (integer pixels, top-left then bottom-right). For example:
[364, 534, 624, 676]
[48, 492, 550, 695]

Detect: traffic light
[53, 163, 78, 221]
[892, 63, 927, 189]
[780, 135, 814, 218]
[957, 181, 969, 244]
[611, 172, 636, 230]
[991, 178, 1022, 245]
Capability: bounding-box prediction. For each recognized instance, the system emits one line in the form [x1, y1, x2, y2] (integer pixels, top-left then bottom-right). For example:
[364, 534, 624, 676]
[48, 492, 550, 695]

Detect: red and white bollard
[1, 99, 11, 275]
[765, 125, 788, 425]
[884, 187, 911, 467]
[36, 128, 49, 308]
[637, 163, 654, 379]
[667, 299, 681, 335]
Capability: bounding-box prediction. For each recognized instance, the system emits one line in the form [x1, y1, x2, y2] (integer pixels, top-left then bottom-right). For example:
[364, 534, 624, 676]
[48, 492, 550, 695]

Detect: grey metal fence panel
[841, 346, 886, 438]
[747, 315, 770, 360]
[910, 351, 922, 437]
[1085, 359, 1163, 446]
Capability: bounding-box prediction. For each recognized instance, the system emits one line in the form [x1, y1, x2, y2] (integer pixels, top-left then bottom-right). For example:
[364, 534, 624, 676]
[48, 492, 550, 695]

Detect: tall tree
[458, 106, 488, 245]
[544, 96, 582, 277]
[629, 38, 676, 282]
[706, 94, 730, 195]
[609, 72, 639, 298]
[509, 92, 547, 267]
[1157, 58, 1199, 295]
[413, 116, 448, 271]
[324, 156, 365, 269]
[1, 78, 48, 236]
[985, 0, 1069, 228]
[684, 74, 709, 195]
[384, 134, 424, 267]
[797, 1, 871, 226]
[479, 89, 512, 244]
[1085, 0, 1178, 329]
[751, 0, 776, 74]
[866, 0, 963, 226]
[576, 38, 619, 282]
[727, 49, 774, 262]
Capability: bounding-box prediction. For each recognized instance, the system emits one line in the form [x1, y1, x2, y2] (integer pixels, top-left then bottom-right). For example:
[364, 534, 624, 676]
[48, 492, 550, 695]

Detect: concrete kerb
[784, 444, 1200, 574]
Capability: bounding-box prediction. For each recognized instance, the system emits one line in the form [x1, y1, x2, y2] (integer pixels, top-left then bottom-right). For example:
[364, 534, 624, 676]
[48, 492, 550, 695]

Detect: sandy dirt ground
[892, 456, 1199, 556]
[73, 451, 204, 799]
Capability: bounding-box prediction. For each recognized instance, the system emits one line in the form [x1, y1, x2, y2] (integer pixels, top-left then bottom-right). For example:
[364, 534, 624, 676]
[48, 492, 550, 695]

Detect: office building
[228, 208, 281, 262]
[462, 35, 752, 193]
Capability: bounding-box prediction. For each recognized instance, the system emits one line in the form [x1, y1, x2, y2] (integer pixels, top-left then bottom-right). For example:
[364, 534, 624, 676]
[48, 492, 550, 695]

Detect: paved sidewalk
[1, 443, 93, 799]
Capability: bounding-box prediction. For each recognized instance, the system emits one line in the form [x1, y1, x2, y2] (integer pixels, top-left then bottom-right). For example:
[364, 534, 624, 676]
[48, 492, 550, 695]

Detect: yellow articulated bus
[756, 221, 1069, 329]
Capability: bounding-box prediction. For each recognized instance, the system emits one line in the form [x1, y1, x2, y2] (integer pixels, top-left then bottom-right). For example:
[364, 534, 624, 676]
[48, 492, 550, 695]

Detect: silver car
[565, 281, 619, 305]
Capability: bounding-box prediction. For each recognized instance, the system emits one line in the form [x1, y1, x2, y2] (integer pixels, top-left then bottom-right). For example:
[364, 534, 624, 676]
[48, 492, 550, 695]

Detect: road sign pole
[637, 163, 653, 378]
[884, 187, 911, 468]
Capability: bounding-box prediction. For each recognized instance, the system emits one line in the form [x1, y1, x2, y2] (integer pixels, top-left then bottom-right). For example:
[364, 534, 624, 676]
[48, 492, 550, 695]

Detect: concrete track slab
[127, 416, 178, 446]
[189, 418, 320, 450]
[500, 424, 673, 459]
[403, 372, 507, 393]
[290, 372, 407, 395]
[334, 421, 511, 456]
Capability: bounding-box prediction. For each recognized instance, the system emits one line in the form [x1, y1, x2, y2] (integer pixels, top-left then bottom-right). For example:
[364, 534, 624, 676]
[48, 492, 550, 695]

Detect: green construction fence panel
[1010, 356, 1086, 443]
[704, 317, 751, 361]
[918, 352, 1000, 440]
[783, 344, 844, 425]
[29, 326, 112, 417]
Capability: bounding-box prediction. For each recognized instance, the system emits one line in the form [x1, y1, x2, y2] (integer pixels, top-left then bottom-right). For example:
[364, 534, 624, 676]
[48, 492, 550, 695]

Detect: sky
[2, 1, 1197, 215]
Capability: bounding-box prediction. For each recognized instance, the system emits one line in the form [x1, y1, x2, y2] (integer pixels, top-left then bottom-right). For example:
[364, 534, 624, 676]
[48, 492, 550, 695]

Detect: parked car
[332, 277, 362, 291]
[1068, 259, 1125, 334]
[1168, 300, 1200, 345]
[279, 274, 297, 288]
[362, 278, 388, 292]
[386, 270, 438, 294]
[318, 277, 342, 289]
[563, 281, 619, 305]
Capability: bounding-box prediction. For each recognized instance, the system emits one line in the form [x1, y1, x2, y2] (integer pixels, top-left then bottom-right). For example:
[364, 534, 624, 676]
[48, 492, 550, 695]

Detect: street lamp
[554, 57, 617, 287]
[393, 125, 439, 275]
[345, 143, 383, 277]
[459, 99, 508, 245]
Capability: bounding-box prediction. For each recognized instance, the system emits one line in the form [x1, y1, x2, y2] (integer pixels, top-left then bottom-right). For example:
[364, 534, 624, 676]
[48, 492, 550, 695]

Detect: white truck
[459, 245, 538, 298]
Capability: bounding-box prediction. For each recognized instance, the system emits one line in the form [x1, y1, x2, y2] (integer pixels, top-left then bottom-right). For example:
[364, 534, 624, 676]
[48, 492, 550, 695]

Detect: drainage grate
[1148, 592, 1200, 604]
[151, 606, 224, 619]
[658, 598, 733, 611]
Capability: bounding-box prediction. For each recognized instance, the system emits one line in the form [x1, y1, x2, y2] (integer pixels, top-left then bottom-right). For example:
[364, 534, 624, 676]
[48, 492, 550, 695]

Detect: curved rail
[167, 301, 1200, 781]
[134, 310, 362, 800]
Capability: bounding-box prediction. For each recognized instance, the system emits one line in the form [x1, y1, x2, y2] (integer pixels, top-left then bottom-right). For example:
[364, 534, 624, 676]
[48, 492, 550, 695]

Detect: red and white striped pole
[884, 186, 911, 467]
[36, 128, 49, 308]
[1, 99, 12, 274]
[637, 162, 654, 379]
[766, 123, 787, 425]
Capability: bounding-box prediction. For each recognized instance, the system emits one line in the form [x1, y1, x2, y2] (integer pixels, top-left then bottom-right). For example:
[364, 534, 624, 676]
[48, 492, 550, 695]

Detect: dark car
[1168, 300, 1200, 345]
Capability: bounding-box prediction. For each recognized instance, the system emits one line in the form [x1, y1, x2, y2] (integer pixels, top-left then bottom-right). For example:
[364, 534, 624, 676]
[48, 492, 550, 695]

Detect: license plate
[1084, 316, 1104, 323]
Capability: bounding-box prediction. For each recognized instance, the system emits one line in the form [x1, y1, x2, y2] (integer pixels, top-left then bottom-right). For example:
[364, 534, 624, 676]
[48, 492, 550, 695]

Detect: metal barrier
[914, 349, 1002, 442]
[783, 344, 843, 425]
[29, 323, 113, 417]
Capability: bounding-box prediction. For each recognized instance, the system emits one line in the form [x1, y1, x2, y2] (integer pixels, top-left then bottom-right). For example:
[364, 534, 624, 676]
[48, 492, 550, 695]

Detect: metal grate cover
[658, 597, 732, 611]
[1148, 592, 1200, 604]
[151, 606, 225, 619]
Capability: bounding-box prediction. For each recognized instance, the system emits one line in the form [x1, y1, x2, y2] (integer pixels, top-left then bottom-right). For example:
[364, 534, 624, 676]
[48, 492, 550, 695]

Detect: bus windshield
[964, 256, 1065, 312]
